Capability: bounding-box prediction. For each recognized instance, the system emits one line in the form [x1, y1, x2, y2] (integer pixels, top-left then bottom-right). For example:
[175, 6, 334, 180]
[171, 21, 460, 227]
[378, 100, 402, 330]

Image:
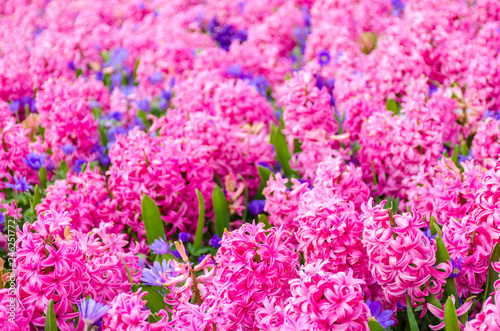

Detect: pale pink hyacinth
[464, 288, 500, 331]
[361, 200, 451, 306]
[213, 222, 299, 330]
[263, 172, 309, 235]
[287, 261, 370, 331]
[313, 155, 370, 209]
[0, 288, 31, 331]
[296, 189, 372, 287]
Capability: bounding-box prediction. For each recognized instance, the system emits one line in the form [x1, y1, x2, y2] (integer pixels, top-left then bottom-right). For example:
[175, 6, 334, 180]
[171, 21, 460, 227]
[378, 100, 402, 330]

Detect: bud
[359, 32, 377, 55]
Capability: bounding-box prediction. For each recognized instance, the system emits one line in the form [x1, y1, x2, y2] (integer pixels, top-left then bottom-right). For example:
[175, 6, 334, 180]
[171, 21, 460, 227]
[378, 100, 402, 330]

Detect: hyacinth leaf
[461, 141, 469, 156]
[386, 98, 400, 115]
[120, 257, 134, 284]
[460, 296, 475, 326]
[58, 160, 69, 177]
[137, 110, 149, 129]
[45, 299, 59, 331]
[293, 138, 303, 153]
[141, 194, 166, 246]
[213, 185, 229, 237]
[272, 125, 299, 179]
[451, 145, 459, 167]
[39, 166, 47, 189]
[444, 297, 460, 331]
[368, 319, 386, 331]
[255, 165, 273, 199]
[238, 175, 250, 222]
[435, 237, 459, 304]
[483, 243, 500, 303]
[258, 214, 272, 230]
[430, 216, 437, 236]
[194, 189, 205, 253]
[137, 285, 166, 315]
[32, 185, 41, 210]
[406, 294, 420, 331]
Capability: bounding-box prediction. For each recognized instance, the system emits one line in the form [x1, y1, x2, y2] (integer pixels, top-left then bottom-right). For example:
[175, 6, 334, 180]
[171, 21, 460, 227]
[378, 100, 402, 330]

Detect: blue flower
[257, 161, 274, 171]
[428, 82, 438, 96]
[366, 300, 395, 329]
[317, 50, 331, 66]
[141, 260, 177, 286]
[105, 47, 129, 67]
[458, 150, 474, 163]
[209, 17, 247, 51]
[6, 175, 32, 192]
[62, 144, 77, 155]
[161, 89, 172, 102]
[248, 200, 266, 215]
[23, 152, 46, 171]
[73, 158, 87, 173]
[150, 236, 170, 255]
[0, 213, 5, 232]
[179, 232, 190, 243]
[391, 0, 405, 16]
[76, 298, 110, 328]
[198, 254, 208, 264]
[422, 227, 437, 241]
[449, 257, 463, 278]
[137, 99, 150, 112]
[9, 100, 20, 113]
[248, 75, 269, 97]
[226, 64, 243, 79]
[158, 98, 169, 110]
[120, 84, 135, 96]
[148, 71, 164, 85]
[209, 234, 222, 248]
[68, 61, 76, 71]
[108, 111, 123, 122]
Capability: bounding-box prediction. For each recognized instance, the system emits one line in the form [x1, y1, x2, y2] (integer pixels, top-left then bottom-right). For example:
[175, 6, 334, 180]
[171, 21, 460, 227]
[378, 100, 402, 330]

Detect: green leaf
[194, 189, 205, 253]
[293, 138, 303, 153]
[386, 98, 400, 115]
[58, 160, 69, 177]
[137, 285, 166, 314]
[451, 145, 459, 167]
[368, 319, 386, 331]
[430, 216, 437, 236]
[255, 165, 273, 200]
[258, 214, 272, 230]
[120, 257, 134, 284]
[45, 299, 58, 331]
[212, 185, 229, 237]
[461, 142, 469, 156]
[272, 125, 299, 179]
[141, 194, 166, 246]
[460, 296, 475, 325]
[371, 162, 379, 185]
[32, 185, 41, 211]
[444, 297, 460, 331]
[435, 237, 459, 304]
[137, 110, 149, 130]
[39, 166, 47, 189]
[483, 243, 500, 302]
[406, 294, 420, 331]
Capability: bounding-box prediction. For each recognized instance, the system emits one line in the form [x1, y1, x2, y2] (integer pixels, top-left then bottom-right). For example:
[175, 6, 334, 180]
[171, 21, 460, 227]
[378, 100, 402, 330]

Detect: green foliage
[45, 299, 59, 331]
[444, 297, 460, 331]
[194, 189, 205, 253]
[212, 185, 229, 237]
[141, 194, 166, 246]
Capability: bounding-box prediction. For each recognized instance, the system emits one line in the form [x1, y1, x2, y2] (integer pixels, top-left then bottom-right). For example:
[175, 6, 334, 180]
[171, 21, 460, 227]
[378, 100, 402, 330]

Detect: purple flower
[137, 99, 150, 112]
[73, 158, 87, 173]
[150, 236, 170, 255]
[422, 227, 437, 241]
[179, 232, 190, 243]
[198, 254, 208, 264]
[428, 82, 438, 96]
[449, 257, 463, 278]
[9, 100, 20, 113]
[366, 299, 395, 329]
[226, 64, 243, 78]
[148, 71, 164, 85]
[158, 98, 169, 110]
[62, 144, 77, 155]
[106, 47, 129, 67]
[318, 50, 331, 66]
[77, 298, 110, 328]
[22, 152, 46, 171]
[141, 260, 177, 286]
[248, 75, 269, 97]
[209, 234, 222, 248]
[248, 200, 266, 215]
[6, 175, 32, 192]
